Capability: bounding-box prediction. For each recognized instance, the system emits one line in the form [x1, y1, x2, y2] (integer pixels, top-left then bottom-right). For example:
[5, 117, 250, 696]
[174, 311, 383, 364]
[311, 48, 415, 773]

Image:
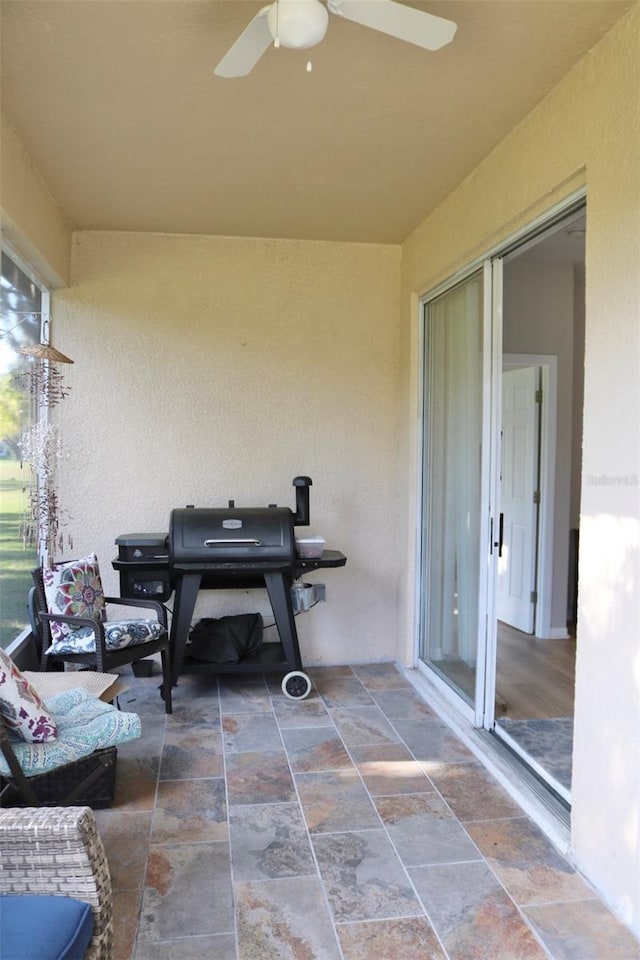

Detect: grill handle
[203, 538, 263, 547]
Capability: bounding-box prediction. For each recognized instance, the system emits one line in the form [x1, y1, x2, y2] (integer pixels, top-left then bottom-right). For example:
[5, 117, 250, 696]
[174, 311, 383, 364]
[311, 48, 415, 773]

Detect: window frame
[0, 242, 52, 658]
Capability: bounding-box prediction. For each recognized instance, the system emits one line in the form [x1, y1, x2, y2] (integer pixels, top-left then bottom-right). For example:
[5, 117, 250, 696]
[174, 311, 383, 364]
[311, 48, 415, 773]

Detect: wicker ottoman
[0, 806, 113, 960]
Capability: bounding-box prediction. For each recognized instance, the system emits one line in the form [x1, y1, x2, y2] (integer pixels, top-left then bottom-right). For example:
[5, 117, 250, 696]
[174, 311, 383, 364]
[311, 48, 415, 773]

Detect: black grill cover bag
[187, 614, 263, 663]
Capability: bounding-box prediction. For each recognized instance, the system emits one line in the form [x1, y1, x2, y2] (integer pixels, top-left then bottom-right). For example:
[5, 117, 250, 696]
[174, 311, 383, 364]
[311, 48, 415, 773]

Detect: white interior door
[496, 365, 539, 633]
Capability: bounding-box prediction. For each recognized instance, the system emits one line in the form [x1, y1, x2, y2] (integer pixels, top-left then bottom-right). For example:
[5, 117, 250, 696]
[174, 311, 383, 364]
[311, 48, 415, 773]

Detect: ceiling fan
[214, 0, 457, 78]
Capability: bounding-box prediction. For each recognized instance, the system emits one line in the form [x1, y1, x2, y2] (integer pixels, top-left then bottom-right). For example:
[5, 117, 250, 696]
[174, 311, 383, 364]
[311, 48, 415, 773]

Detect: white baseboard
[534, 627, 571, 640]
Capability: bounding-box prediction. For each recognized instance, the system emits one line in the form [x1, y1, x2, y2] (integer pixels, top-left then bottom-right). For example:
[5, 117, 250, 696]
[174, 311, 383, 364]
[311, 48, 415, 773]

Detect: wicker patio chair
[0, 676, 141, 809]
[0, 710, 118, 808]
[0, 805, 113, 960]
[30, 558, 172, 713]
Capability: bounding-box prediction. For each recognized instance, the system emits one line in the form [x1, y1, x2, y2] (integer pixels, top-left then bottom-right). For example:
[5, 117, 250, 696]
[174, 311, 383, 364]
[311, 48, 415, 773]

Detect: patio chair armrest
[38, 611, 105, 633]
[38, 612, 109, 662]
[0, 805, 113, 960]
[104, 596, 168, 629]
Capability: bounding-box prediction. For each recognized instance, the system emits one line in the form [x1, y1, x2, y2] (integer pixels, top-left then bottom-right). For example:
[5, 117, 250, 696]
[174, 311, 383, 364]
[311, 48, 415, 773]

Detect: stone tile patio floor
[95, 661, 640, 960]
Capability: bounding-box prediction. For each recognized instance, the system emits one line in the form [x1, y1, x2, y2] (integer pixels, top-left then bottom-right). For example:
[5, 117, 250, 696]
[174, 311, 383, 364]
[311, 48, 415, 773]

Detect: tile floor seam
[375, 710, 482, 825]
[229, 799, 303, 809]
[402, 855, 486, 868]
[520, 920, 557, 960]
[456, 831, 563, 959]
[136, 711, 165, 951]
[221, 675, 250, 960]
[266, 676, 350, 960]
[409, 862, 556, 960]
[461, 813, 531, 823]
[460, 814, 601, 921]
[388, 822, 481, 960]
[518, 894, 599, 908]
[146, 837, 233, 848]
[332, 712, 462, 960]
[332, 697, 560, 960]
[292, 765, 377, 777]
[308, 705, 402, 840]
[156, 774, 227, 783]
[332, 912, 431, 924]
[291, 674, 439, 952]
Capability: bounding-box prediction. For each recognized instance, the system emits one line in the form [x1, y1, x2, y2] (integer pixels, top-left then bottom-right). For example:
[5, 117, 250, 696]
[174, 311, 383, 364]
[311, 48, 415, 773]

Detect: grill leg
[170, 573, 201, 686]
[263, 571, 303, 671]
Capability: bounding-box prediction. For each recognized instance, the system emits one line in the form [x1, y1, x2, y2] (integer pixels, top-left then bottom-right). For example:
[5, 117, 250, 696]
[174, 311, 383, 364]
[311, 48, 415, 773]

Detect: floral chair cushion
[0, 648, 58, 743]
[42, 554, 106, 645]
[45, 618, 165, 656]
[0, 687, 141, 778]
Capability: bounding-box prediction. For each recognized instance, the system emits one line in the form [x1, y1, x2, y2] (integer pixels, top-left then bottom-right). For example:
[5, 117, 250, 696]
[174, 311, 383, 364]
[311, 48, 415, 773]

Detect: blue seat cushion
[0, 894, 94, 960]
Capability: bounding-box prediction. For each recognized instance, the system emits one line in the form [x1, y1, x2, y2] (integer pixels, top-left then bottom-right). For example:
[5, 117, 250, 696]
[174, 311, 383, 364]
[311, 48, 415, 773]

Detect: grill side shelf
[294, 550, 347, 574]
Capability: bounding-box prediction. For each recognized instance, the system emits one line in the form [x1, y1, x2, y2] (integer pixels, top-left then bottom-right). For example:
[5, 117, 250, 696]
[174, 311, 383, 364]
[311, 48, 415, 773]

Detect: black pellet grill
[113, 477, 346, 699]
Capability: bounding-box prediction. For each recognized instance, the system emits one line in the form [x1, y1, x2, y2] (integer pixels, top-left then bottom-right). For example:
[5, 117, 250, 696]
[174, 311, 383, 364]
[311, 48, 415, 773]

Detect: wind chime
[16, 341, 74, 406]
[12, 324, 75, 561]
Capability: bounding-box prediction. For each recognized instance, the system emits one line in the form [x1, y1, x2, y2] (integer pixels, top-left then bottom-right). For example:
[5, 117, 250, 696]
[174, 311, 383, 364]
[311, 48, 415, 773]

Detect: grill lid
[170, 506, 295, 565]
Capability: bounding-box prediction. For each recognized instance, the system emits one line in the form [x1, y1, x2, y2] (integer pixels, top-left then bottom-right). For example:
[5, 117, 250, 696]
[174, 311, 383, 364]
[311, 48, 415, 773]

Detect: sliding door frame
[414, 187, 586, 735]
[415, 258, 502, 727]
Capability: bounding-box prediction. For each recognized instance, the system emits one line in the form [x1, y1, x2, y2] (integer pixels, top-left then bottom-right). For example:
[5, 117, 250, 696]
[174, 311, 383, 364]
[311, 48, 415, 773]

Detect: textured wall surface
[0, 113, 71, 286]
[54, 231, 401, 667]
[400, 4, 640, 934]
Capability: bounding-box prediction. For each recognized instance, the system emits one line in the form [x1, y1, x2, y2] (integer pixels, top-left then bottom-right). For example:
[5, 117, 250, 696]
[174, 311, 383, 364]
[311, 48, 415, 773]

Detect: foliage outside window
[0, 251, 47, 648]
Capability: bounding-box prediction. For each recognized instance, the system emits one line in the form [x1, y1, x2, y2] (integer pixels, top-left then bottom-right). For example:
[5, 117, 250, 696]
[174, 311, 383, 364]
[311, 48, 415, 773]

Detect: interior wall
[399, 3, 639, 934]
[0, 113, 71, 287]
[571, 264, 586, 531]
[53, 230, 402, 668]
[502, 257, 575, 636]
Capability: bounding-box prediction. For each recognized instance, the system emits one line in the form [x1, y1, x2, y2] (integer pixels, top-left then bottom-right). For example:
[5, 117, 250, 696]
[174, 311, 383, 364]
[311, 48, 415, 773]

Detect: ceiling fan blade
[329, 0, 457, 51]
[214, 5, 273, 78]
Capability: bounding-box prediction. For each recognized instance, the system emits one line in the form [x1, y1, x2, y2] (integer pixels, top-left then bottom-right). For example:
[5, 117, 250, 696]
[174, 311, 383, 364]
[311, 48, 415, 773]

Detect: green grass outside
[0, 458, 38, 648]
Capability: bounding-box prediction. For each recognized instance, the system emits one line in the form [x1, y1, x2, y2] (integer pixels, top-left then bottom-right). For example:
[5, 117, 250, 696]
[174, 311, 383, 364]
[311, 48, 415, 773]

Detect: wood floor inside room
[495, 621, 576, 721]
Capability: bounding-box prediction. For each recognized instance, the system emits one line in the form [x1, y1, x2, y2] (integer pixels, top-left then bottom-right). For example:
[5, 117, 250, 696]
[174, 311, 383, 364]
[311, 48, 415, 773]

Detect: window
[0, 249, 47, 648]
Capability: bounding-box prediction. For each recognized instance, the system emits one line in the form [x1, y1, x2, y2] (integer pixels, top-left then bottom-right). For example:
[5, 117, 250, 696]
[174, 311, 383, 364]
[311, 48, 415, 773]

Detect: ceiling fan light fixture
[267, 0, 329, 50]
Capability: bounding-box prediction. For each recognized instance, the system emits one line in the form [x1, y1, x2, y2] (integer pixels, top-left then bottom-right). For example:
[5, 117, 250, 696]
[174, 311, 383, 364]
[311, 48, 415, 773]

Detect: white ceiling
[0, 1, 631, 244]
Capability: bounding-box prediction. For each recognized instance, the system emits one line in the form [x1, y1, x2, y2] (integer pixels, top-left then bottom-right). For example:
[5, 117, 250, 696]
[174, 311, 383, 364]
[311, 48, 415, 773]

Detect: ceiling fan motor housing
[267, 0, 330, 49]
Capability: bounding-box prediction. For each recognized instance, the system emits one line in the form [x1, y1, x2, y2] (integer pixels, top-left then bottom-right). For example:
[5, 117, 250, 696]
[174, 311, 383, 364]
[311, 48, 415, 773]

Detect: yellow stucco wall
[53, 230, 402, 667]
[0, 114, 71, 286]
[400, 3, 640, 932]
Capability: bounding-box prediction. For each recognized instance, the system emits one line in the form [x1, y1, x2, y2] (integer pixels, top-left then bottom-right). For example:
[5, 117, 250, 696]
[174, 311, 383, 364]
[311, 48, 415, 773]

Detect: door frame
[414, 259, 501, 727]
[502, 354, 558, 640]
[414, 187, 585, 733]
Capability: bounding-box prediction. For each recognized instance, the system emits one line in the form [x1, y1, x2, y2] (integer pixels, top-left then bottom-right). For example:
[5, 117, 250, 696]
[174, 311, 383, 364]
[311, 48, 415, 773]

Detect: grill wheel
[281, 671, 312, 700]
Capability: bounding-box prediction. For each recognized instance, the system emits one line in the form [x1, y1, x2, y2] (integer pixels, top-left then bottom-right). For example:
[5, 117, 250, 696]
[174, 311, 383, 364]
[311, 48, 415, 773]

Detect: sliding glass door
[419, 263, 500, 721]
[418, 195, 584, 806]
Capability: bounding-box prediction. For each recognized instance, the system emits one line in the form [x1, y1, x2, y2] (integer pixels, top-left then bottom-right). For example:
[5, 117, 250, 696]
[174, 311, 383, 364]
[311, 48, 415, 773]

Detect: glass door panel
[420, 269, 486, 709]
